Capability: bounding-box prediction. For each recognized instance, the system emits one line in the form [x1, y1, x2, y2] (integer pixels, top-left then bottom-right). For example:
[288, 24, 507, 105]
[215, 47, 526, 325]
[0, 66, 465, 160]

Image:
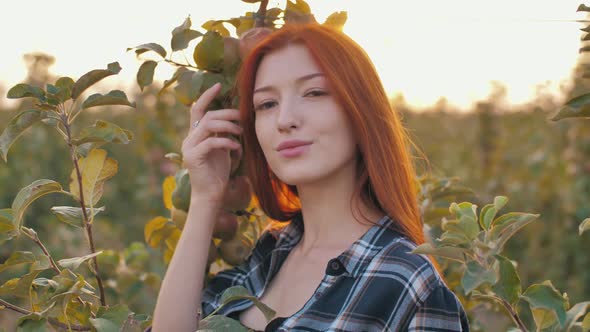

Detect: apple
[218, 234, 253, 266]
[213, 210, 239, 240]
[238, 27, 273, 59]
[207, 239, 218, 265]
[224, 36, 241, 72]
[222, 176, 252, 212]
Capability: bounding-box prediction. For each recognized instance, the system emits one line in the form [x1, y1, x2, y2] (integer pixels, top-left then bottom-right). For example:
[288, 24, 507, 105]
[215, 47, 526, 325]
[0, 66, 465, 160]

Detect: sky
[0, 0, 586, 111]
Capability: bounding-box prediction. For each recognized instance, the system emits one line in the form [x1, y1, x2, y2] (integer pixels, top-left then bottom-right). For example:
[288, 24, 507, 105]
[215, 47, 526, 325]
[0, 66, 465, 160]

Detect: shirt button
[330, 260, 341, 270]
[314, 292, 322, 299]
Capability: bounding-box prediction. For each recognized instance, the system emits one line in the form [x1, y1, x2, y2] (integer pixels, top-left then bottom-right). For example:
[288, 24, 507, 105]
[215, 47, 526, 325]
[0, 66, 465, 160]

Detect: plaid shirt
[199, 212, 470, 332]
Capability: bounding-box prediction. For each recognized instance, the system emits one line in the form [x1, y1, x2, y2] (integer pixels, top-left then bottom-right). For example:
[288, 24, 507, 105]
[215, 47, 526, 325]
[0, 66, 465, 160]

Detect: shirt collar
[273, 212, 404, 278]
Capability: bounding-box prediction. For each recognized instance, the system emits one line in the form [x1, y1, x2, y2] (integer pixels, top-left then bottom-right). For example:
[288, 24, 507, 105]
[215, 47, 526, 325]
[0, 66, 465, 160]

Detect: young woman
[150, 23, 469, 331]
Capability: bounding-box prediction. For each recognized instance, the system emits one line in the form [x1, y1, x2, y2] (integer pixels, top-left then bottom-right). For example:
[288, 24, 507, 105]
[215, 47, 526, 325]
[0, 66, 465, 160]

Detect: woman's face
[253, 43, 358, 186]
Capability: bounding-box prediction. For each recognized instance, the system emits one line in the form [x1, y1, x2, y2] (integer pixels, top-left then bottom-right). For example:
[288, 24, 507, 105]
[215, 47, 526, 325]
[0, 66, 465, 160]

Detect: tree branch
[494, 296, 529, 332]
[22, 228, 97, 318]
[63, 122, 106, 306]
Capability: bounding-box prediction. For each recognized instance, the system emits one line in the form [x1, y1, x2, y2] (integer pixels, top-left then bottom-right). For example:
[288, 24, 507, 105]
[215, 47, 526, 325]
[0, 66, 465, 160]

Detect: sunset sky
[0, 0, 585, 111]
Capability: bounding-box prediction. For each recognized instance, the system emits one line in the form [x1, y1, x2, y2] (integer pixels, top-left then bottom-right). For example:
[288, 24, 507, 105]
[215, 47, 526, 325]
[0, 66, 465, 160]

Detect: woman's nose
[276, 98, 301, 132]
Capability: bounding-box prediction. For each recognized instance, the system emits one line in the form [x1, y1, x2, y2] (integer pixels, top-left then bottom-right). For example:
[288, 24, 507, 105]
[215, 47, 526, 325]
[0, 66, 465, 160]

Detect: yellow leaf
[164, 228, 181, 251]
[163, 247, 174, 265]
[201, 20, 230, 37]
[144, 216, 171, 248]
[531, 308, 557, 330]
[287, 0, 311, 15]
[162, 176, 176, 210]
[69, 149, 118, 211]
[323, 11, 347, 31]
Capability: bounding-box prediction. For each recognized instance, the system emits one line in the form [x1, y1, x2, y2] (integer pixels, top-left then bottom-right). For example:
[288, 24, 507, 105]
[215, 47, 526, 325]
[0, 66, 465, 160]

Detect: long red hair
[236, 23, 425, 246]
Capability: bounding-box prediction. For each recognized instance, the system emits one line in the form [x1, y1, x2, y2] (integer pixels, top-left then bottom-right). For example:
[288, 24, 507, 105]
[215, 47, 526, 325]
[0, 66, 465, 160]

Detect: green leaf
[16, 316, 49, 332]
[46, 84, 59, 95]
[0, 109, 46, 162]
[521, 280, 569, 329]
[171, 17, 203, 51]
[461, 260, 497, 295]
[491, 255, 521, 305]
[488, 213, 538, 254]
[583, 312, 590, 331]
[0, 251, 36, 272]
[45, 271, 97, 311]
[11, 179, 63, 234]
[39, 269, 96, 308]
[438, 228, 471, 247]
[411, 243, 467, 262]
[50, 206, 105, 228]
[323, 11, 347, 31]
[89, 304, 133, 332]
[172, 16, 192, 35]
[15, 302, 55, 331]
[55, 76, 76, 101]
[479, 196, 508, 231]
[28, 251, 51, 271]
[552, 92, 590, 121]
[0, 209, 18, 244]
[57, 251, 103, 271]
[579, 218, 590, 235]
[193, 31, 224, 72]
[470, 290, 499, 303]
[201, 72, 230, 95]
[137, 60, 158, 92]
[81, 89, 135, 109]
[71, 62, 122, 99]
[197, 314, 250, 331]
[217, 286, 276, 322]
[127, 43, 167, 59]
[174, 70, 205, 106]
[0, 270, 42, 298]
[55, 76, 75, 101]
[32, 277, 59, 292]
[159, 67, 188, 96]
[71, 120, 133, 146]
[7, 83, 46, 100]
[560, 301, 590, 332]
[171, 29, 203, 52]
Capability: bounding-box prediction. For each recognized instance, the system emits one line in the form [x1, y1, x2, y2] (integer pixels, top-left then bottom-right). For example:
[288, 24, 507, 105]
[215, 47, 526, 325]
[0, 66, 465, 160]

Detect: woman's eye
[305, 90, 327, 97]
[254, 101, 276, 111]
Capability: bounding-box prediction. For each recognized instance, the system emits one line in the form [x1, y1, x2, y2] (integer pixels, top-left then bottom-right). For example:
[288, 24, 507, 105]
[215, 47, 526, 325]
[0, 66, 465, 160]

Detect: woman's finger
[189, 82, 222, 128]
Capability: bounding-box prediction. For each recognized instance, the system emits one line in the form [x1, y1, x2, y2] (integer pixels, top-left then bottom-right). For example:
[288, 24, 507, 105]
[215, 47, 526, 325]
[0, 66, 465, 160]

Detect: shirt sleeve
[406, 284, 470, 331]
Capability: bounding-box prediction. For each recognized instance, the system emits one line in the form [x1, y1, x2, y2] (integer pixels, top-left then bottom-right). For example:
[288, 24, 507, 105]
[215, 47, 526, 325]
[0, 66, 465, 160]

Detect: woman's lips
[278, 143, 311, 158]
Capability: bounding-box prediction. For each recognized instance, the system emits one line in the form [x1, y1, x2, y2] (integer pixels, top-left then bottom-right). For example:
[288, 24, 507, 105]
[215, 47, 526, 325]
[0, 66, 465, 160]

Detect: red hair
[236, 23, 425, 246]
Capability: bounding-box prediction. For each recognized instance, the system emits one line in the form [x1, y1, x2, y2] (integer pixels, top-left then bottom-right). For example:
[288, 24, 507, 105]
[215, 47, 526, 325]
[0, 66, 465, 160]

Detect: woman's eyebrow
[253, 72, 325, 94]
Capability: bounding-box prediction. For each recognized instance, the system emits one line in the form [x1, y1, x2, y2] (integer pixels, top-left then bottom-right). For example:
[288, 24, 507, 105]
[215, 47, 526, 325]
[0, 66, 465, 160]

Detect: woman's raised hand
[181, 83, 243, 203]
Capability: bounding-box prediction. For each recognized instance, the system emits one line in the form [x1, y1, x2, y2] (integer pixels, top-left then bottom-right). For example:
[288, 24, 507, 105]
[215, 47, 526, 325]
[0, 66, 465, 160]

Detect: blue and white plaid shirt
[200, 212, 470, 332]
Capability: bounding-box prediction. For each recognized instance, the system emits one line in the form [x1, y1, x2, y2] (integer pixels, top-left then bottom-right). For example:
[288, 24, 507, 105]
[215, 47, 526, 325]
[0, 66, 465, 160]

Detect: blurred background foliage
[0, 43, 589, 329]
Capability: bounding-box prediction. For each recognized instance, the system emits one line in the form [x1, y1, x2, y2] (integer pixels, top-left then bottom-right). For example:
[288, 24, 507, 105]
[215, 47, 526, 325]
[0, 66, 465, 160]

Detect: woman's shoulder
[370, 227, 451, 303]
